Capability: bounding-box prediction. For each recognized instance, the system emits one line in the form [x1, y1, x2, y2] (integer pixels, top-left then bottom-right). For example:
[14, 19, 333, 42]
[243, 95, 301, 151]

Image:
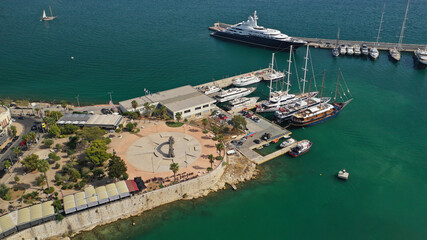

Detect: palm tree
[28, 132, 37, 144]
[22, 134, 29, 147]
[131, 100, 138, 112]
[216, 142, 224, 154]
[159, 106, 167, 119]
[37, 159, 50, 189]
[175, 112, 182, 122]
[202, 118, 208, 130]
[170, 162, 179, 182]
[217, 134, 224, 142]
[34, 108, 40, 117]
[12, 147, 21, 161]
[143, 102, 151, 116]
[208, 154, 214, 168]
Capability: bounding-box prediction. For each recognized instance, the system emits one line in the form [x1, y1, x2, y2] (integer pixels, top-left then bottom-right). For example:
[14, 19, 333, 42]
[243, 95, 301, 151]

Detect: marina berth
[210, 11, 306, 51]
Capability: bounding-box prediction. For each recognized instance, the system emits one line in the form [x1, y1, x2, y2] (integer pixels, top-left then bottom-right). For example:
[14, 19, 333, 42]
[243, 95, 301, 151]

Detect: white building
[119, 85, 216, 120]
[0, 106, 12, 146]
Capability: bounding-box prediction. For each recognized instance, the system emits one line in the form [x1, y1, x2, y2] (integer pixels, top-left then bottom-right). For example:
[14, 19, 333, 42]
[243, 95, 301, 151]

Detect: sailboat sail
[42, 10, 47, 19]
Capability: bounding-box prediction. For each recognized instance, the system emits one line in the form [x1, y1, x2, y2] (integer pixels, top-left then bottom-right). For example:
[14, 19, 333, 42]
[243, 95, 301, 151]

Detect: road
[0, 116, 37, 166]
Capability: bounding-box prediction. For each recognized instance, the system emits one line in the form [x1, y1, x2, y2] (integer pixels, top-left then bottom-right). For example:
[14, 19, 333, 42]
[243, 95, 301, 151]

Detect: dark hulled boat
[211, 11, 306, 51]
[290, 100, 352, 127]
[288, 140, 312, 157]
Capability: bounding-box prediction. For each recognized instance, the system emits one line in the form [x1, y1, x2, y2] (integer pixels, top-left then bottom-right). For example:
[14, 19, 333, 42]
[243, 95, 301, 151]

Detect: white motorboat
[354, 45, 361, 55]
[361, 44, 369, 55]
[337, 169, 349, 180]
[370, 47, 379, 59]
[216, 87, 256, 102]
[389, 48, 401, 61]
[414, 48, 427, 65]
[347, 45, 354, 55]
[227, 97, 259, 110]
[201, 85, 221, 95]
[339, 44, 347, 55]
[280, 138, 296, 148]
[232, 74, 260, 87]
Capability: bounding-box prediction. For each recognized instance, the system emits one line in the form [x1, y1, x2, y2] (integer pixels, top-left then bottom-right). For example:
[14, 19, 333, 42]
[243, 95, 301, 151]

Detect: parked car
[0, 148, 7, 154]
[12, 136, 19, 142]
[101, 108, 111, 114]
[261, 133, 271, 141]
[218, 114, 228, 120]
[31, 125, 37, 130]
[253, 139, 260, 144]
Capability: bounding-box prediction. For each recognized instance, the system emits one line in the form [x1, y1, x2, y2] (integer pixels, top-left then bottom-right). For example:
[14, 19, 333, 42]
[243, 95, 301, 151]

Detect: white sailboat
[370, 4, 385, 60]
[41, 6, 56, 21]
[389, 0, 410, 62]
[263, 53, 285, 82]
[332, 28, 340, 57]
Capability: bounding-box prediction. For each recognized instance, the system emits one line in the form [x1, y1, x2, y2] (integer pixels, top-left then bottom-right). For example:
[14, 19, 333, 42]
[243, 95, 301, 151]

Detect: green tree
[43, 138, 54, 148]
[92, 167, 105, 179]
[60, 100, 68, 110]
[208, 154, 214, 168]
[79, 127, 106, 142]
[36, 174, 46, 187]
[108, 151, 128, 181]
[14, 176, 20, 184]
[0, 184, 10, 200]
[28, 131, 37, 143]
[34, 107, 40, 117]
[49, 111, 63, 122]
[70, 169, 81, 182]
[85, 139, 111, 166]
[3, 160, 11, 170]
[48, 152, 61, 162]
[202, 118, 208, 130]
[217, 134, 224, 142]
[66, 136, 80, 150]
[159, 106, 167, 119]
[12, 147, 21, 160]
[37, 159, 50, 188]
[131, 100, 138, 112]
[126, 122, 135, 132]
[48, 125, 61, 138]
[231, 115, 247, 130]
[22, 134, 29, 146]
[175, 112, 182, 122]
[22, 154, 40, 171]
[61, 124, 79, 135]
[10, 125, 17, 137]
[212, 126, 220, 135]
[170, 162, 179, 182]
[216, 142, 224, 153]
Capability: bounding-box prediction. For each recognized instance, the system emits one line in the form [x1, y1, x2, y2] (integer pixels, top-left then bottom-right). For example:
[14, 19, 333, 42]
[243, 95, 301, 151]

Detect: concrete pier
[194, 68, 270, 90]
[209, 23, 425, 52]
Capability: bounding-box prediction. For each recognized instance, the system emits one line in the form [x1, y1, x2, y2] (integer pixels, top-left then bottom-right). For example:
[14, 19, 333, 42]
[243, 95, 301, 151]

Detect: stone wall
[7, 158, 227, 240]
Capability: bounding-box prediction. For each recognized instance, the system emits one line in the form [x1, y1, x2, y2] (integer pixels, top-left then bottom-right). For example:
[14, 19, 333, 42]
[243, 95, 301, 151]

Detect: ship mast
[320, 70, 325, 108]
[269, 53, 275, 100]
[336, 28, 340, 48]
[334, 68, 341, 102]
[302, 45, 309, 94]
[375, 4, 385, 47]
[397, 0, 410, 50]
[285, 45, 293, 93]
[49, 6, 54, 17]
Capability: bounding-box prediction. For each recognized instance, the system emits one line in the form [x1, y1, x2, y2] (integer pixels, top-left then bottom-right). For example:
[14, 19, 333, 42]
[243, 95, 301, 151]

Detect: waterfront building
[0, 106, 12, 146]
[56, 114, 123, 130]
[119, 85, 216, 120]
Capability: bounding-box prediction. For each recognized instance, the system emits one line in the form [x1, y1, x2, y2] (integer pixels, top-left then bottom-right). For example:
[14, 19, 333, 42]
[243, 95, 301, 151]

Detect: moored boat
[210, 11, 306, 51]
[200, 85, 221, 95]
[347, 45, 354, 55]
[332, 28, 340, 57]
[414, 48, 427, 65]
[389, 48, 401, 61]
[288, 140, 312, 157]
[354, 45, 361, 55]
[280, 138, 296, 148]
[216, 87, 256, 102]
[339, 44, 347, 55]
[361, 44, 369, 55]
[227, 97, 259, 110]
[232, 74, 260, 87]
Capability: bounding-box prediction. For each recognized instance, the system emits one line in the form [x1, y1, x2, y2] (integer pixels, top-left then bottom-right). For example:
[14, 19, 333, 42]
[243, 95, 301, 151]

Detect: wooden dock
[209, 23, 425, 53]
[250, 142, 297, 165]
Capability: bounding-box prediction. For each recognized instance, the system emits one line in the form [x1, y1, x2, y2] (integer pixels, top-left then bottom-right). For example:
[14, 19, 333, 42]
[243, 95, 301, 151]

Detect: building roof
[0, 214, 15, 233]
[63, 195, 76, 212]
[42, 201, 55, 217]
[95, 186, 109, 201]
[119, 85, 215, 112]
[30, 205, 43, 221]
[17, 208, 30, 225]
[115, 181, 129, 195]
[106, 183, 119, 198]
[125, 180, 139, 192]
[87, 195, 98, 205]
[58, 113, 92, 124]
[85, 115, 122, 127]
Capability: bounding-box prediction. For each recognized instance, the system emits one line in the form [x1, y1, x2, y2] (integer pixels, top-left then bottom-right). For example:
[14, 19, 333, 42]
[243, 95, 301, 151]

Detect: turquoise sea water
[1, 0, 427, 239]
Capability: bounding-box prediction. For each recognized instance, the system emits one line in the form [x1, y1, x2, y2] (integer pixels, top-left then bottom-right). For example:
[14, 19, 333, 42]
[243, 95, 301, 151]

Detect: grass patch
[166, 121, 184, 128]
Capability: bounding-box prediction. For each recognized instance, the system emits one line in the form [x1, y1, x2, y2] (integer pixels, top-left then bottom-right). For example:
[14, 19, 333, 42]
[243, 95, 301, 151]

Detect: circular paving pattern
[126, 132, 202, 173]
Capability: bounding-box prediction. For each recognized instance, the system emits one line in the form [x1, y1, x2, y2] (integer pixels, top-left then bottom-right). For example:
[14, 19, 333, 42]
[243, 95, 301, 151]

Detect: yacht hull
[211, 31, 306, 51]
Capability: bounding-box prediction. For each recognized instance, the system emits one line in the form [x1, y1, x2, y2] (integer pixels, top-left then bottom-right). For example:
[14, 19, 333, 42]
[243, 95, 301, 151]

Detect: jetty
[209, 23, 425, 52]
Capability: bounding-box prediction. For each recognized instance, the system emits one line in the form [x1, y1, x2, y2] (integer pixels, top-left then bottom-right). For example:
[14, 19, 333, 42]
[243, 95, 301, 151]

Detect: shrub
[14, 176, 20, 183]
[55, 143, 63, 151]
[48, 152, 61, 162]
[216, 156, 223, 160]
[54, 163, 60, 169]
[202, 130, 208, 134]
[207, 167, 213, 172]
[44, 187, 55, 194]
[183, 193, 188, 198]
[56, 214, 64, 221]
[115, 128, 121, 133]
[67, 150, 75, 156]
[0, 184, 10, 200]
[43, 138, 54, 148]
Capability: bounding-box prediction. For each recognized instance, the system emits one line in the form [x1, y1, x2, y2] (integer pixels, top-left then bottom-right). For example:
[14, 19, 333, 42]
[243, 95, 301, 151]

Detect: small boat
[354, 45, 361, 55]
[227, 97, 259, 110]
[271, 139, 279, 144]
[332, 28, 340, 57]
[216, 87, 256, 102]
[339, 44, 347, 55]
[232, 74, 260, 87]
[288, 140, 312, 157]
[369, 47, 379, 59]
[389, 48, 401, 62]
[337, 169, 349, 180]
[280, 138, 296, 148]
[347, 45, 354, 55]
[41, 6, 56, 21]
[201, 85, 221, 95]
[361, 44, 369, 55]
[263, 143, 270, 147]
[414, 48, 427, 65]
[256, 146, 263, 150]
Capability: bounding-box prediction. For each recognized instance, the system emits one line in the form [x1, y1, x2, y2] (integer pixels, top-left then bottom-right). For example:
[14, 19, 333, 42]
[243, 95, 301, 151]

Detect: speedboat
[232, 74, 260, 87]
[339, 44, 347, 55]
[347, 45, 354, 55]
[354, 45, 361, 55]
[389, 48, 401, 62]
[280, 138, 296, 148]
[288, 140, 312, 157]
[414, 48, 427, 65]
[201, 85, 221, 95]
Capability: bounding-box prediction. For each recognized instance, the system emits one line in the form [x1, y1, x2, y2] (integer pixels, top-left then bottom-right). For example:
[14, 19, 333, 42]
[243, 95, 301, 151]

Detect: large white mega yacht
[211, 11, 306, 51]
